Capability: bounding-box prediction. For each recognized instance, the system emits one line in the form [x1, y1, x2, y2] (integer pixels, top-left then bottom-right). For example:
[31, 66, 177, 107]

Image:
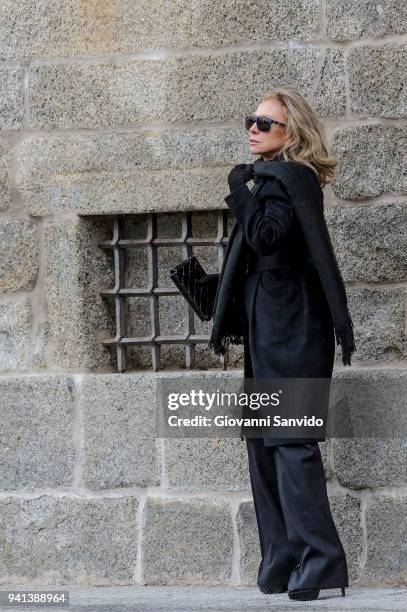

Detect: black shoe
[288, 586, 345, 600]
[258, 584, 288, 594]
[288, 588, 320, 601]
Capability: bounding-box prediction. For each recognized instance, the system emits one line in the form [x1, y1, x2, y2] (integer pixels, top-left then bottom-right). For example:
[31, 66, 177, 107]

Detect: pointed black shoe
[288, 588, 320, 601]
[258, 584, 288, 594]
[288, 586, 346, 600]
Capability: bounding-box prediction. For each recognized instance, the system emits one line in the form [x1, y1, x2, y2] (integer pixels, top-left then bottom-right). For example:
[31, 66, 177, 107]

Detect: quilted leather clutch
[170, 256, 219, 321]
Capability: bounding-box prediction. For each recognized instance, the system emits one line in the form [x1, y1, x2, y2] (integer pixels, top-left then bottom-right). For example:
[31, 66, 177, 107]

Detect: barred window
[98, 211, 244, 372]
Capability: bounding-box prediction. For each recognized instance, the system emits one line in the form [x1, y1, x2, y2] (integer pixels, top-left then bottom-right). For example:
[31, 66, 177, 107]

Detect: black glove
[227, 163, 254, 192]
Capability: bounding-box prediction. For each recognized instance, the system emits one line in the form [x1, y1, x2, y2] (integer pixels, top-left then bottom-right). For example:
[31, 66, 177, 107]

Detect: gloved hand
[227, 163, 254, 192]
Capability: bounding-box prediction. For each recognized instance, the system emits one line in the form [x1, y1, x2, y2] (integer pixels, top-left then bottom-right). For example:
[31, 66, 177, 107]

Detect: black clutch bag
[169, 256, 219, 321]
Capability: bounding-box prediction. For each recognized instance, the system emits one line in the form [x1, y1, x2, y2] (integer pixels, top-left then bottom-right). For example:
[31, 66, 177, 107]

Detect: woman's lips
[249, 140, 260, 144]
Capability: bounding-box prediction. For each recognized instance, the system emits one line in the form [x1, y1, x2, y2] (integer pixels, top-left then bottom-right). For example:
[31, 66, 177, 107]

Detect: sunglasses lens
[257, 116, 272, 132]
[245, 115, 256, 130]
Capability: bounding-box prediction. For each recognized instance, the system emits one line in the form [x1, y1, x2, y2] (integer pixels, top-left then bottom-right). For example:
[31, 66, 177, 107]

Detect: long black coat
[224, 174, 335, 447]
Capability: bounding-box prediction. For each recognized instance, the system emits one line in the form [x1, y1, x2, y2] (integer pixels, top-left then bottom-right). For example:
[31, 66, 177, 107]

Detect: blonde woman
[208, 89, 355, 601]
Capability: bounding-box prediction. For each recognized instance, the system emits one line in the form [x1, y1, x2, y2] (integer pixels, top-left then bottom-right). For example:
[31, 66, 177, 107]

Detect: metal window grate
[98, 211, 234, 372]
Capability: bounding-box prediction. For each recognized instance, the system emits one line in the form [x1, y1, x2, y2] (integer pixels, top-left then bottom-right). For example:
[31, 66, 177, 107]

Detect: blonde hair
[260, 88, 337, 188]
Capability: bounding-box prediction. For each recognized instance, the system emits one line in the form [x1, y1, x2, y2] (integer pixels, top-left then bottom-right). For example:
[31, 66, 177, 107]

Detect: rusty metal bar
[147, 213, 160, 371]
[182, 212, 195, 369]
[100, 287, 180, 297]
[102, 334, 211, 346]
[98, 237, 229, 248]
[216, 209, 230, 370]
[110, 217, 127, 372]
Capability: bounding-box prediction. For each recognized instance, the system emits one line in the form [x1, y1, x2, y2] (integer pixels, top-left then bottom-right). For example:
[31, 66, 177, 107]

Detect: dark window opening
[98, 211, 244, 372]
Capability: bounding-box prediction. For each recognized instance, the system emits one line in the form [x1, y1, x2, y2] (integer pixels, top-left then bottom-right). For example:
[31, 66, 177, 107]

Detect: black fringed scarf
[208, 158, 356, 367]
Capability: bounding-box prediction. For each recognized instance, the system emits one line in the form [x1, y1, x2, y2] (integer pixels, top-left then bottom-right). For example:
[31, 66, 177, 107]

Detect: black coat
[207, 158, 355, 447]
[208, 160, 355, 366]
[224, 172, 335, 446]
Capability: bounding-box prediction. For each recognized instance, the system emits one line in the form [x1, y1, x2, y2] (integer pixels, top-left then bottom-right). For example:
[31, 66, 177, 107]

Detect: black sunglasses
[245, 114, 287, 132]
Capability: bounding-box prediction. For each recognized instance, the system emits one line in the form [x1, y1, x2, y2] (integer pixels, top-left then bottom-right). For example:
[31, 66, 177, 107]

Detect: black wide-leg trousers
[245, 436, 349, 591]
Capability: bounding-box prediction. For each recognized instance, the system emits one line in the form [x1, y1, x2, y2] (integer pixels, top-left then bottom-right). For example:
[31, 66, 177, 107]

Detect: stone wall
[0, 0, 406, 587]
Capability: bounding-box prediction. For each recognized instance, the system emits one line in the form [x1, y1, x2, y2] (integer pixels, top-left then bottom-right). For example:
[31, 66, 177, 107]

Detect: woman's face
[248, 99, 289, 160]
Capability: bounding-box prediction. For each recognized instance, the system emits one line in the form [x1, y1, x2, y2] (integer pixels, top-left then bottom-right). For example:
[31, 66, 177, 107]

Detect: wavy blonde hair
[260, 88, 337, 188]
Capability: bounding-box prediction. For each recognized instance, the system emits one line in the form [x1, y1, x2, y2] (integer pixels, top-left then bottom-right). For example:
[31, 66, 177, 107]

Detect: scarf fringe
[207, 333, 244, 356]
[334, 318, 356, 367]
[211, 327, 356, 366]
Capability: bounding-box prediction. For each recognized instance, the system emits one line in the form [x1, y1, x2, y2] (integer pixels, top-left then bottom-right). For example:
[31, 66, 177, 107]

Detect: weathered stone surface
[0, 298, 32, 370]
[0, 0, 320, 61]
[43, 216, 116, 369]
[0, 0, 189, 60]
[81, 374, 160, 489]
[237, 501, 260, 585]
[326, 202, 407, 282]
[363, 495, 407, 584]
[328, 494, 363, 582]
[16, 130, 249, 215]
[0, 140, 12, 211]
[0, 218, 39, 292]
[188, 0, 320, 46]
[313, 48, 346, 116]
[330, 126, 407, 200]
[329, 369, 407, 447]
[142, 498, 233, 584]
[0, 495, 138, 584]
[344, 288, 406, 362]
[326, 0, 407, 40]
[0, 376, 74, 489]
[31, 321, 49, 369]
[164, 438, 251, 491]
[29, 49, 335, 129]
[348, 44, 407, 118]
[319, 441, 330, 477]
[0, 68, 24, 132]
[16, 126, 249, 178]
[224, 343, 245, 370]
[331, 439, 407, 490]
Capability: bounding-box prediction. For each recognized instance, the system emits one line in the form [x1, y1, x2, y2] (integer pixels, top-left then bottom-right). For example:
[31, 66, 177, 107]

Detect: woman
[208, 89, 355, 601]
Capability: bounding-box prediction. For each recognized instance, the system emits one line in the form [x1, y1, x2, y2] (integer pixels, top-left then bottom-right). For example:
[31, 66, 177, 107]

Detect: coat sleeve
[224, 178, 294, 256]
